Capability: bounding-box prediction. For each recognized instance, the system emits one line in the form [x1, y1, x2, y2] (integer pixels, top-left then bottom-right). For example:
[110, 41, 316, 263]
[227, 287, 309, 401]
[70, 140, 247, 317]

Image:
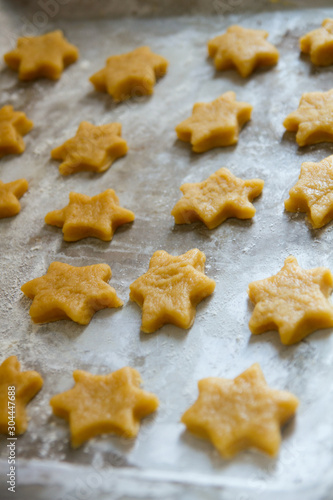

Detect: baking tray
[1, 1, 333, 499]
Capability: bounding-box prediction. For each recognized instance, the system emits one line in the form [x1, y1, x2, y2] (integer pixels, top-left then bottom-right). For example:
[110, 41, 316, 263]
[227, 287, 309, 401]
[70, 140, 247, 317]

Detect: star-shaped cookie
[285, 155, 333, 229]
[175, 92, 252, 153]
[90, 46, 168, 102]
[283, 89, 333, 146]
[21, 262, 123, 324]
[0, 105, 33, 158]
[181, 363, 298, 458]
[248, 255, 333, 345]
[300, 19, 333, 66]
[208, 25, 279, 78]
[129, 249, 216, 333]
[45, 189, 135, 242]
[0, 356, 43, 435]
[50, 367, 159, 447]
[4, 30, 79, 80]
[171, 168, 264, 229]
[51, 121, 128, 175]
[0, 178, 28, 218]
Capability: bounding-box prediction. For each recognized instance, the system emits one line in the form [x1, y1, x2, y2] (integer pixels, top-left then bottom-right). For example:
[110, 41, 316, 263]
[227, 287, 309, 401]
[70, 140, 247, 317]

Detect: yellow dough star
[21, 262, 123, 324]
[283, 89, 333, 146]
[171, 168, 264, 229]
[4, 30, 79, 80]
[175, 92, 252, 153]
[208, 25, 279, 78]
[129, 249, 216, 333]
[300, 19, 333, 66]
[0, 178, 28, 218]
[0, 356, 43, 435]
[90, 46, 168, 102]
[50, 367, 159, 447]
[51, 121, 128, 175]
[248, 256, 333, 345]
[45, 189, 135, 242]
[285, 155, 333, 229]
[182, 363, 299, 459]
[0, 105, 33, 158]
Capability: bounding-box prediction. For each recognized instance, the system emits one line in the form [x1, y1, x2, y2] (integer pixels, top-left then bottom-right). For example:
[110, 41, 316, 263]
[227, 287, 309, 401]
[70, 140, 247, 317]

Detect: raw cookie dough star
[285, 155, 333, 229]
[0, 356, 43, 435]
[182, 363, 299, 458]
[171, 168, 264, 229]
[4, 30, 79, 80]
[51, 121, 128, 175]
[0, 106, 33, 158]
[45, 189, 135, 242]
[90, 46, 168, 102]
[283, 89, 333, 146]
[0, 178, 29, 218]
[248, 256, 333, 345]
[175, 92, 252, 153]
[300, 19, 333, 66]
[208, 25, 279, 77]
[50, 367, 159, 447]
[129, 249, 216, 333]
[21, 262, 123, 324]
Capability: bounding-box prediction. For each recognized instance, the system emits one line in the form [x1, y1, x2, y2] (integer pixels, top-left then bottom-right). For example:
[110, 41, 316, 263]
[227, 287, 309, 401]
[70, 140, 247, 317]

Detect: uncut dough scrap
[208, 25, 279, 77]
[90, 46, 168, 102]
[21, 262, 123, 324]
[0, 356, 43, 435]
[182, 363, 299, 458]
[175, 92, 252, 152]
[172, 167, 264, 228]
[45, 189, 135, 242]
[285, 155, 333, 229]
[130, 249, 216, 333]
[4, 30, 78, 80]
[50, 367, 159, 447]
[248, 255, 333, 344]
